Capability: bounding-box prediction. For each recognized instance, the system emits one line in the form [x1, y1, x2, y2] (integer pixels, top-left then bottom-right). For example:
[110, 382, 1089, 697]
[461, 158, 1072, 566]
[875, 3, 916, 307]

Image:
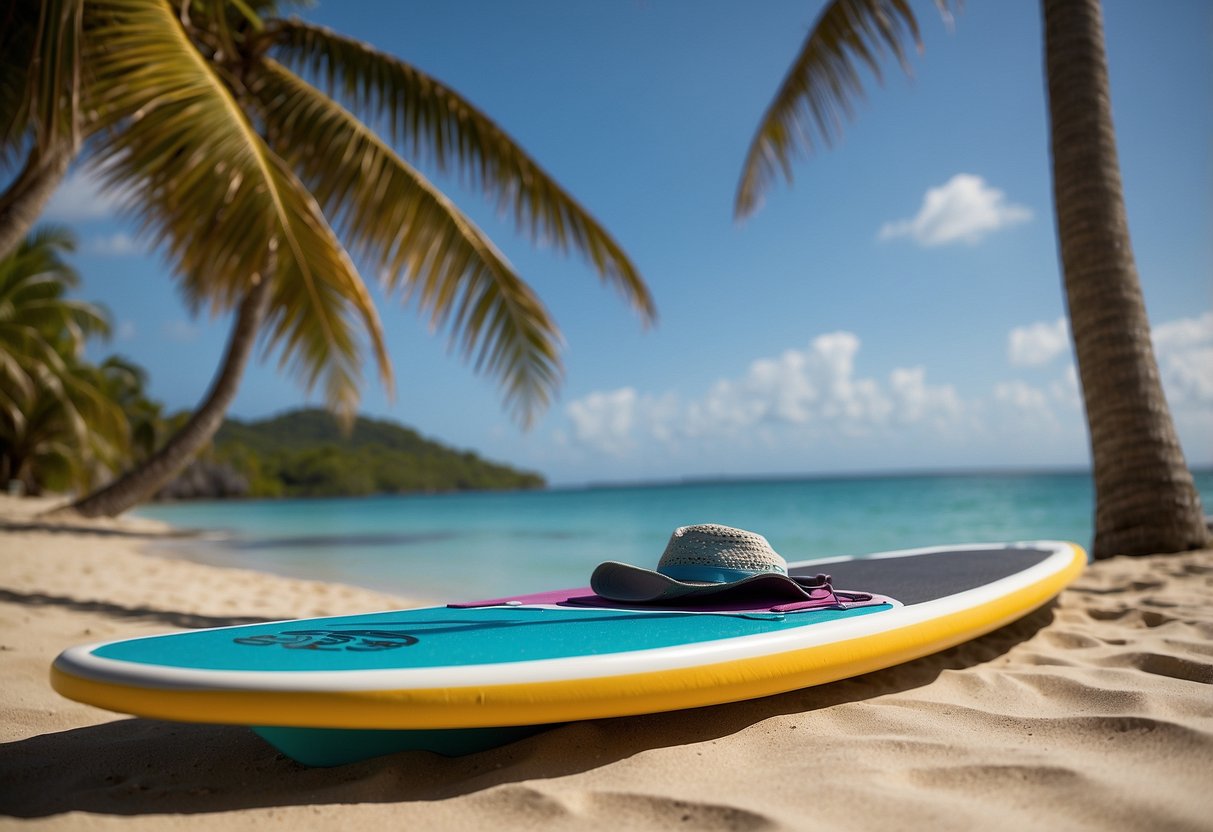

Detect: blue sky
[51, 0, 1211, 485]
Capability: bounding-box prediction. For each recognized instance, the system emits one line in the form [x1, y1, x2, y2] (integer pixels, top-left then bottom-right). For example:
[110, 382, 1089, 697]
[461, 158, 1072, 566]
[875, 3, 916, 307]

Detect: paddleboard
[52, 540, 1085, 766]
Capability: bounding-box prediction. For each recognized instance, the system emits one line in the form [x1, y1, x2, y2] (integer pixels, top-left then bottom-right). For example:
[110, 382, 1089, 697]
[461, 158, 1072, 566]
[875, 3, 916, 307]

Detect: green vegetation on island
[206, 409, 545, 499]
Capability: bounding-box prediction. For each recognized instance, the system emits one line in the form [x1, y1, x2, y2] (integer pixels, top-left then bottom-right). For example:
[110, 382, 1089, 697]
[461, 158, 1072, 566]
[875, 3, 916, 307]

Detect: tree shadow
[1, 519, 196, 539]
[0, 601, 1057, 818]
[0, 588, 273, 630]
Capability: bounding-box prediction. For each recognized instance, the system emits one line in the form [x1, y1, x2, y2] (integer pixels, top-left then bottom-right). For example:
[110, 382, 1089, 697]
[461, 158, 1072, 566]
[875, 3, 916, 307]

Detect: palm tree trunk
[68, 267, 273, 517]
[0, 139, 75, 261]
[1042, 0, 1208, 558]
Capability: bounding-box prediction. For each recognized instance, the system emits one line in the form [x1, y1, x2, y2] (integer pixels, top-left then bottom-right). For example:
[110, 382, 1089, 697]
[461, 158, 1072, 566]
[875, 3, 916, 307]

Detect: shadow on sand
[2, 518, 196, 539]
[0, 588, 274, 630]
[0, 602, 1057, 819]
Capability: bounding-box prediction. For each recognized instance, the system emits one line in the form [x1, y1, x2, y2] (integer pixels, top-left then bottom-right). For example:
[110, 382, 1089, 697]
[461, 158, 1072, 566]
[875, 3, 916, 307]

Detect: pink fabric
[448, 588, 593, 608]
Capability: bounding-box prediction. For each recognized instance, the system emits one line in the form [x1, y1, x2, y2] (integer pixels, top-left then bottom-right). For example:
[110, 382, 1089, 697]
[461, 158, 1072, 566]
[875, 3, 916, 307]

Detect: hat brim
[590, 561, 825, 604]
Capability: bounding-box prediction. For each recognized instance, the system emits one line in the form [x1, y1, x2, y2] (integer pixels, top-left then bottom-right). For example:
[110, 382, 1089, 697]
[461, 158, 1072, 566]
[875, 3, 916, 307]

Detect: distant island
[158, 409, 545, 500]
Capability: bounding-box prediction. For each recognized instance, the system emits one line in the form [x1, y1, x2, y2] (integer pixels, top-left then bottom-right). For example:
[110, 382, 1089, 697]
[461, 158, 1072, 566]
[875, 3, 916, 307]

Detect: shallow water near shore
[136, 470, 1213, 601]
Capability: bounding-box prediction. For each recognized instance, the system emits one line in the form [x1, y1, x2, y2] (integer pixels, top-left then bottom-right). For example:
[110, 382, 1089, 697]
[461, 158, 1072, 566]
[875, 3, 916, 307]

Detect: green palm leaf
[81, 0, 388, 416]
[263, 158, 389, 418]
[253, 59, 562, 423]
[0, 224, 105, 399]
[30, 0, 83, 149]
[735, 0, 956, 217]
[0, 1, 40, 165]
[0, 224, 126, 491]
[269, 20, 655, 326]
[0, 0, 82, 166]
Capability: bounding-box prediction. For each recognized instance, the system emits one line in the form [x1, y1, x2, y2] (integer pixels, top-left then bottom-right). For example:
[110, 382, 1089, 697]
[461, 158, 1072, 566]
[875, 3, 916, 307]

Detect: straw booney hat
[591, 524, 827, 603]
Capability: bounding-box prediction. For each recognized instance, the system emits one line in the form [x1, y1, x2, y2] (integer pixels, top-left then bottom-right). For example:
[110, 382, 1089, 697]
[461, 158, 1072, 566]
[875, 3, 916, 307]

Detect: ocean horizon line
[563, 464, 1112, 493]
[136, 463, 1213, 508]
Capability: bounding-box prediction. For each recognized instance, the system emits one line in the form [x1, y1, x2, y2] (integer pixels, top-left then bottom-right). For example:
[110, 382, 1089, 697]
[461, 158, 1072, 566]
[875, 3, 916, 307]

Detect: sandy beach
[1, 495, 1211, 831]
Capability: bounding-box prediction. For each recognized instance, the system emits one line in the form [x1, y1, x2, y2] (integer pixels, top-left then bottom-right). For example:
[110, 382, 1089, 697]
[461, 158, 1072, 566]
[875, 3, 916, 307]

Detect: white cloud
[87, 232, 139, 256]
[43, 168, 127, 223]
[993, 311, 1213, 444]
[567, 387, 640, 454]
[995, 380, 1052, 414]
[993, 380, 1061, 435]
[1008, 317, 1069, 367]
[564, 332, 964, 456]
[891, 366, 962, 427]
[1153, 311, 1212, 354]
[161, 320, 199, 342]
[116, 320, 137, 341]
[558, 313, 1213, 471]
[879, 174, 1032, 246]
[1004, 311, 1213, 410]
[1049, 364, 1081, 410]
[1163, 346, 1213, 407]
[1153, 311, 1213, 409]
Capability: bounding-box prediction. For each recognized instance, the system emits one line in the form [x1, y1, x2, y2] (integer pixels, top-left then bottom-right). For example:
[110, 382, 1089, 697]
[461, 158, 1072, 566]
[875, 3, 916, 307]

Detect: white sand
[1, 495, 1211, 830]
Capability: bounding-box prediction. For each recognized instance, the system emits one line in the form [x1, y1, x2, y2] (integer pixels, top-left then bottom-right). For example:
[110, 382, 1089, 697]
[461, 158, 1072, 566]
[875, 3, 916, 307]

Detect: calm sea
[136, 471, 1213, 602]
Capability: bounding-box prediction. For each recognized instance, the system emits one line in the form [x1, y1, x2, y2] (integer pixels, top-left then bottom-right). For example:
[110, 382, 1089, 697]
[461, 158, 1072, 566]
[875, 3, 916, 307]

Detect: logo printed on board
[233, 629, 419, 651]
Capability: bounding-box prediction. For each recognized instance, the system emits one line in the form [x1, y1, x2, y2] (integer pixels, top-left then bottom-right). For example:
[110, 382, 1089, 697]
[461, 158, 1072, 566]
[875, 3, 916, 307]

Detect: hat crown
[657, 524, 787, 577]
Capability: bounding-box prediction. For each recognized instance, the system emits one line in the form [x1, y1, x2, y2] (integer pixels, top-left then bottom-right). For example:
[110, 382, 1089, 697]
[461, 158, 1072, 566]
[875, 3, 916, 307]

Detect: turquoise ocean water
[136, 471, 1213, 602]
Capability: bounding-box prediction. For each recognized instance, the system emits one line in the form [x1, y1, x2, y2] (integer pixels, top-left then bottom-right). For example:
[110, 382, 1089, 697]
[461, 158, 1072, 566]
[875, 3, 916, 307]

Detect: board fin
[251, 723, 553, 766]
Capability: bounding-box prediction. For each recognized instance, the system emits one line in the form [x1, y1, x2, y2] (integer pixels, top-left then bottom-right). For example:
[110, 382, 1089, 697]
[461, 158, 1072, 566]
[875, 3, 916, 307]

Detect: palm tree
[96, 354, 165, 462]
[0, 226, 128, 493]
[1, 0, 655, 516]
[0, 225, 106, 420]
[1, 360, 131, 494]
[735, 0, 1207, 559]
[0, 0, 82, 261]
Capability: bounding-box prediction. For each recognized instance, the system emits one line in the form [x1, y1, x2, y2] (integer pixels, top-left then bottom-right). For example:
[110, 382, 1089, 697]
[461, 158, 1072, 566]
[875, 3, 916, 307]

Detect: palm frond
[0, 0, 82, 166]
[735, 0, 957, 217]
[22, 223, 78, 260]
[0, 348, 36, 418]
[262, 159, 388, 420]
[253, 59, 562, 423]
[0, 1, 39, 166]
[11, 359, 129, 491]
[81, 0, 388, 414]
[269, 20, 655, 326]
[30, 0, 84, 149]
[25, 296, 112, 349]
[0, 224, 106, 390]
